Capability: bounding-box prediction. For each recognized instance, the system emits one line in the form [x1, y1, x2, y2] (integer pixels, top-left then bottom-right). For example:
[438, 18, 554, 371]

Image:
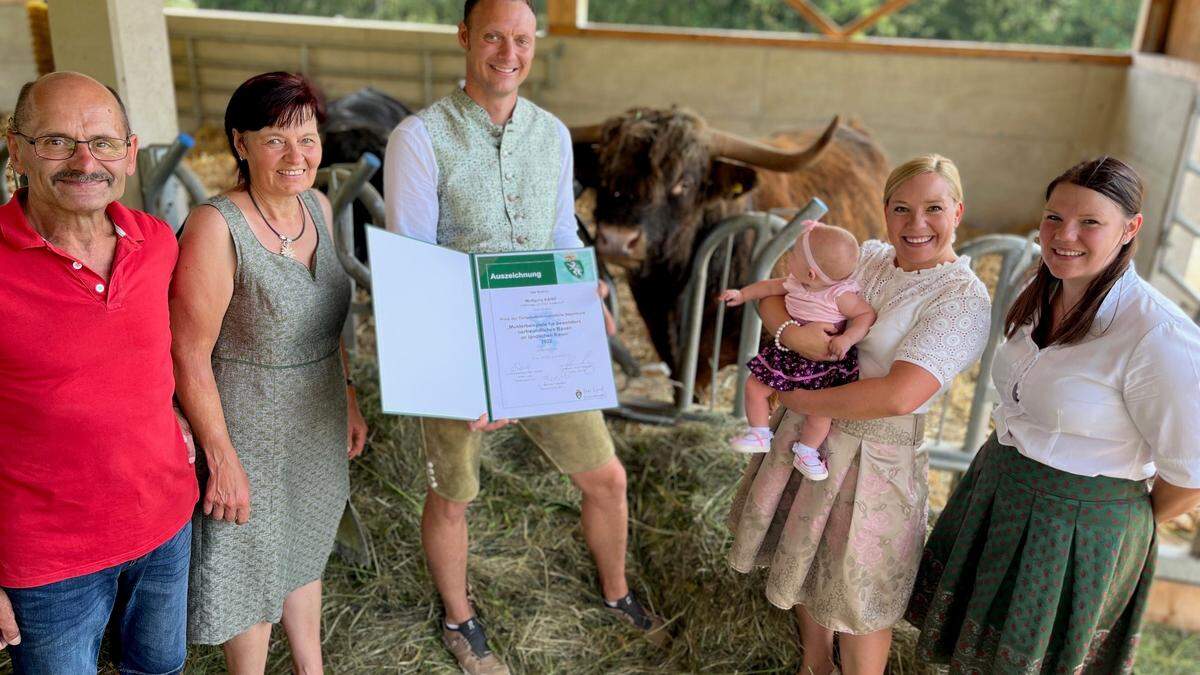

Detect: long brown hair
[1004, 156, 1143, 346]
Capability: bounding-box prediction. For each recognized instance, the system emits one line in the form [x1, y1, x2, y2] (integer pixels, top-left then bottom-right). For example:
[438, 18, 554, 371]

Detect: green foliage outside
[180, 0, 1142, 50]
[589, 0, 1143, 50]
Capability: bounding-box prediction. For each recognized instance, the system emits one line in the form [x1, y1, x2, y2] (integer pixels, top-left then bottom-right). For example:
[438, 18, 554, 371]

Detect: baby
[718, 220, 875, 479]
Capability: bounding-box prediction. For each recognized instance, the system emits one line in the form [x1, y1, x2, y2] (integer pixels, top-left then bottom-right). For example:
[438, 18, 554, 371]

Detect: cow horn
[569, 124, 605, 144]
[708, 115, 841, 172]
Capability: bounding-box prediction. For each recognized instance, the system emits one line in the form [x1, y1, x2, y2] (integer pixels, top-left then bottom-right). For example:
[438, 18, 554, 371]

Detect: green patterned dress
[906, 435, 1153, 673]
[187, 191, 351, 644]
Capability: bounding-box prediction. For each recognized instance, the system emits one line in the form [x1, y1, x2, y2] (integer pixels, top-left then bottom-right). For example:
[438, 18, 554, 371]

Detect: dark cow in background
[571, 107, 889, 387]
[320, 87, 413, 259]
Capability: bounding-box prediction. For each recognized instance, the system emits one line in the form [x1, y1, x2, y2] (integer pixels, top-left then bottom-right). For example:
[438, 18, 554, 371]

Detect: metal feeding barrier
[313, 154, 384, 571]
[315, 155, 382, 364]
[603, 199, 829, 425]
[138, 133, 204, 230]
[923, 234, 1040, 473]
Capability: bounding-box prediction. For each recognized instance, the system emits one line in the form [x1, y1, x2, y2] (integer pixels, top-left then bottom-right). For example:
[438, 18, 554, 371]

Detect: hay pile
[174, 355, 941, 673]
[182, 126, 237, 196]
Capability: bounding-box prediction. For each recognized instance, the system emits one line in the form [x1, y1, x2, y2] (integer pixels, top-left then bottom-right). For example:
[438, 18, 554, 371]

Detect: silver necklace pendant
[279, 237, 296, 259]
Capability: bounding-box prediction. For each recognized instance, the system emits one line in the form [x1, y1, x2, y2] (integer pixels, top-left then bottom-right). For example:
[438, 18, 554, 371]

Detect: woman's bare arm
[777, 361, 941, 420]
[1151, 478, 1200, 524]
[170, 205, 249, 524]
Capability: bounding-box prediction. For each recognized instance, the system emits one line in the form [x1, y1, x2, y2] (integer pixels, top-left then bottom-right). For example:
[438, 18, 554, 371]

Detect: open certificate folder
[366, 227, 619, 421]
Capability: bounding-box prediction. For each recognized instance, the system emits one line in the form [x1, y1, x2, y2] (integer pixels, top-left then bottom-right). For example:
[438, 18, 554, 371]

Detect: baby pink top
[782, 274, 861, 325]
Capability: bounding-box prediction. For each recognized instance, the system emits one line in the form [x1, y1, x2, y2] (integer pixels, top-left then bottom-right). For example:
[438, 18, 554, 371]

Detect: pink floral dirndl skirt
[726, 408, 928, 634]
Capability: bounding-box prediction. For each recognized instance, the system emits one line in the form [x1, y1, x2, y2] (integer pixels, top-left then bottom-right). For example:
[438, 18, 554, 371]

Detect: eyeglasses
[11, 132, 131, 161]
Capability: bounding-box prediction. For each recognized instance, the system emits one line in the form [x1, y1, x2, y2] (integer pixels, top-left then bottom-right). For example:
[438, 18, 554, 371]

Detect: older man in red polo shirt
[0, 72, 198, 673]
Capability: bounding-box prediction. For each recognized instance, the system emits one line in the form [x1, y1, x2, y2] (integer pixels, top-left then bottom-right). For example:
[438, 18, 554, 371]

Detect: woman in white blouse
[906, 156, 1200, 674]
[726, 154, 992, 675]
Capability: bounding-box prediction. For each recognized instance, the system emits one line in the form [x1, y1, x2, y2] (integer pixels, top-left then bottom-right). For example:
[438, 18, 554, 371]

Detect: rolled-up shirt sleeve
[383, 115, 439, 243]
[1124, 320, 1200, 488]
[552, 120, 583, 249]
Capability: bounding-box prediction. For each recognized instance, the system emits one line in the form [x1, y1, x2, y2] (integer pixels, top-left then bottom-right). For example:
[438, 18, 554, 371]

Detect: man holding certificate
[383, 1, 666, 672]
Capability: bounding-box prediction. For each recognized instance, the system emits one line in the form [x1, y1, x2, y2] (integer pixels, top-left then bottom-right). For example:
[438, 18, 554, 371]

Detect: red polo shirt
[0, 191, 198, 588]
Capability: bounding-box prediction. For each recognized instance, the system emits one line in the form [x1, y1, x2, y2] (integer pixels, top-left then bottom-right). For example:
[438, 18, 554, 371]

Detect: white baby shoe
[729, 429, 772, 454]
[792, 443, 829, 480]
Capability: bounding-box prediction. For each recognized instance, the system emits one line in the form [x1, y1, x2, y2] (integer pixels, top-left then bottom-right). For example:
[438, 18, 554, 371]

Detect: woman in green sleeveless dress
[171, 72, 368, 672]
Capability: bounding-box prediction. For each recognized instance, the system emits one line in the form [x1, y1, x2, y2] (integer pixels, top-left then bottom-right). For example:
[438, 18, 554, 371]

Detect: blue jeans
[4, 522, 191, 675]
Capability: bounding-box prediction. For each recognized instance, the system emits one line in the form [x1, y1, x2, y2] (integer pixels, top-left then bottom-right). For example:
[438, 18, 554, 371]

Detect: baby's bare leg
[797, 415, 833, 451]
[744, 375, 774, 428]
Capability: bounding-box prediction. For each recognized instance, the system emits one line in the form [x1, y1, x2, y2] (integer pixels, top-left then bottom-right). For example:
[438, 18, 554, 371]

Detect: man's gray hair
[9, 79, 132, 137]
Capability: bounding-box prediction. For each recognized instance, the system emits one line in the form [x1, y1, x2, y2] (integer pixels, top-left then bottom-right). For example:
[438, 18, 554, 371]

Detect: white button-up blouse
[991, 265, 1200, 486]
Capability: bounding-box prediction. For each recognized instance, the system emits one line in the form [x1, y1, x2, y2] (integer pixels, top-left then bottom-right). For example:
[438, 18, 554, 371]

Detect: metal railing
[170, 30, 565, 128]
[923, 234, 1040, 473]
[315, 155, 382, 365]
[314, 154, 385, 571]
[137, 134, 200, 229]
[604, 199, 828, 425]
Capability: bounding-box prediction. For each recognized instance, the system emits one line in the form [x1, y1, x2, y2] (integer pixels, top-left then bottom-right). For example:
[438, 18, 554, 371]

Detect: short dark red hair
[224, 71, 326, 187]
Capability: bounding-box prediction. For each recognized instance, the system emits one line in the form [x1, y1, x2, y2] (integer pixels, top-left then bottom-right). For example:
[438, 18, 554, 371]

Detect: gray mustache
[52, 170, 113, 184]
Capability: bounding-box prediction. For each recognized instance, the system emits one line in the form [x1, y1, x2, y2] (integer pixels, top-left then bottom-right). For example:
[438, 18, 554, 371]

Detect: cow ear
[572, 142, 600, 195]
[707, 160, 758, 200]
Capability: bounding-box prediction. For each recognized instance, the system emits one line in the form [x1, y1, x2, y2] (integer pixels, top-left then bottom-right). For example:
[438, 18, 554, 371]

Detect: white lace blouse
[853, 240, 992, 414]
[992, 264, 1200, 486]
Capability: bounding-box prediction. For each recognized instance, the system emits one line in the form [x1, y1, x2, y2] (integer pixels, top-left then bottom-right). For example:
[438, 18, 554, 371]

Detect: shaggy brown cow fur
[574, 107, 889, 392]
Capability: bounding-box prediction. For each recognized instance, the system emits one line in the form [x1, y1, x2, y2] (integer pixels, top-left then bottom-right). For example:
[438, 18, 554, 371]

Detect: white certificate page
[474, 249, 618, 420]
[366, 227, 487, 420]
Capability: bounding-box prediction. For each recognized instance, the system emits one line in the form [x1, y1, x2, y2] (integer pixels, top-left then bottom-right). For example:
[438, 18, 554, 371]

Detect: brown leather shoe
[604, 592, 670, 648]
[442, 617, 510, 675]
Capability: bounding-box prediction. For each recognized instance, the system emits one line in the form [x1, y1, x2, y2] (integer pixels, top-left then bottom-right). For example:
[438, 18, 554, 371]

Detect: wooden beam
[553, 22, 1135, 66]
[547, 0, 586, 34]
[1166, 0, 1200, 62]
[1136, 0, 1175, 52]
[840, 0, 918, 38]
[783, 0, 842, 38]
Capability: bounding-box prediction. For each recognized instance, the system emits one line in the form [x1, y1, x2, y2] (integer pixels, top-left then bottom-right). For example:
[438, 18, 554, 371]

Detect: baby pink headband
[799, 220, 835, 285]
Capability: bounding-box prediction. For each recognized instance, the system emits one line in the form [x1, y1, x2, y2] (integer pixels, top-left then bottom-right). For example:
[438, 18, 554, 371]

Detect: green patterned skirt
[905, 434, 1155, 674]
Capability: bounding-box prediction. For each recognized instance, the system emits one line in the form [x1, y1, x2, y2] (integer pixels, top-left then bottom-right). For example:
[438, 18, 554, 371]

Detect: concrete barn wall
[0, 0, 39, 115]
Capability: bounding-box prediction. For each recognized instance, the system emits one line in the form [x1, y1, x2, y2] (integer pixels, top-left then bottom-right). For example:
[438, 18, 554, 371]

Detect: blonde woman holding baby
[727, 154, 992, 675]
[720, 221, 875, 479]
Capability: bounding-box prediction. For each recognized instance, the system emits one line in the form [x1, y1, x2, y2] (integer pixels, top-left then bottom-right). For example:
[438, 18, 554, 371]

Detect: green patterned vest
[418, 88, 562, 253]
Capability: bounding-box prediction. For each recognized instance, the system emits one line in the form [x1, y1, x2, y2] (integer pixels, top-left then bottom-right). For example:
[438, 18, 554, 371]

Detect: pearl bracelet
[774, 320, 800, 351]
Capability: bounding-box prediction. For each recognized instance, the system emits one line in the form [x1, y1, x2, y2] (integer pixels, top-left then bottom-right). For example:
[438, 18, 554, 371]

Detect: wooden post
[547, 0, 585, 34]
[1166, 0, 1200, 62]
[1137, 0, 1176, 52]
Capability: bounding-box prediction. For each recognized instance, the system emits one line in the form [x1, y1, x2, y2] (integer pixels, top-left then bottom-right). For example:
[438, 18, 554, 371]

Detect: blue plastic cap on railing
[177, 133, 195, 150]
[360, 152, 381, 170]
[809, 196, 828, 214]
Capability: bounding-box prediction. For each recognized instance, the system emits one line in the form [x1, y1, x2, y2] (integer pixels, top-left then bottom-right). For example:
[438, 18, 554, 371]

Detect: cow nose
[597, 227, 642, 257]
